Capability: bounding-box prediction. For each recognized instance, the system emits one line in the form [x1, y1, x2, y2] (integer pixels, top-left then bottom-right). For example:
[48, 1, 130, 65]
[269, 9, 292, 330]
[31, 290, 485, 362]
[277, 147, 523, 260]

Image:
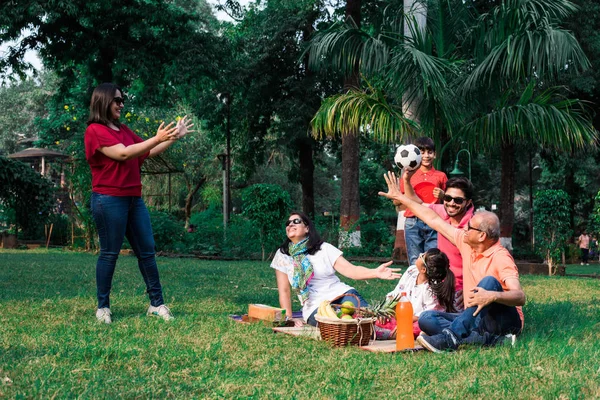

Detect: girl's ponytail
[424, 249, 457, 313]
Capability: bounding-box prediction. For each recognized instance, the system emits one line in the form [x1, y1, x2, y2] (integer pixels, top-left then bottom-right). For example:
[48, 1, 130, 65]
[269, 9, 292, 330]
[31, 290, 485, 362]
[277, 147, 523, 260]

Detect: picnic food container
[315, 293, 375, 347]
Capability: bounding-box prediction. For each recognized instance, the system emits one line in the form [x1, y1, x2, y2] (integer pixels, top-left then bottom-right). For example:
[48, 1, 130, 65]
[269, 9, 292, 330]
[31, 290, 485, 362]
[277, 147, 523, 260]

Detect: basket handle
[329, 292, 366, 316]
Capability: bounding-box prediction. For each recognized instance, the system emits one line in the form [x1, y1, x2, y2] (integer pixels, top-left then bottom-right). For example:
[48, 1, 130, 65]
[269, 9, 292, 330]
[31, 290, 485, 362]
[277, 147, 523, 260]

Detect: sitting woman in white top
[376, 248, 456, 339]
[271, 211, 402, 327]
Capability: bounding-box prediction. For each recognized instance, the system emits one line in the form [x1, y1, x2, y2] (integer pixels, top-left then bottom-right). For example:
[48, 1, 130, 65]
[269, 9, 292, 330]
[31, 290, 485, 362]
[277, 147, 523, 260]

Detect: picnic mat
[272, 326, 423, 353]
[231, 313, 423, 352]
[229, 311, 303, 325]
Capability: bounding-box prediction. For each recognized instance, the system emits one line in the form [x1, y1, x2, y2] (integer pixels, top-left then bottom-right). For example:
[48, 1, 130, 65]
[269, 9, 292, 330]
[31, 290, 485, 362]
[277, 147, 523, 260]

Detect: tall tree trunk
[402, 0, 427, 122]
[339, 0, 362, 248]
[563, 151, 577, 232]
[184, 176, 207, 227]
[499, 142, 515, 251]
[298, 138, 315, 218]
[393, 0, 428, 260]
[299, 9, 318, 219]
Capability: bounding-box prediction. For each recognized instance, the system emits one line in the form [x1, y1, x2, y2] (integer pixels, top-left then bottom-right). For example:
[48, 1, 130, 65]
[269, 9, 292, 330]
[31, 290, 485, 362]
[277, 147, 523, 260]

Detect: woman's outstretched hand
[374, 261, 402, 280]
[155, 121, 179, 142]
[175, 115, 195, 139]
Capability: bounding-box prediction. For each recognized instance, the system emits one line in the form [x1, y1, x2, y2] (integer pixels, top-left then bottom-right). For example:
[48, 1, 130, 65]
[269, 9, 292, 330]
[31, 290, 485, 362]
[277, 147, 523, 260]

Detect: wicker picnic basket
[314, 293, 375, 347]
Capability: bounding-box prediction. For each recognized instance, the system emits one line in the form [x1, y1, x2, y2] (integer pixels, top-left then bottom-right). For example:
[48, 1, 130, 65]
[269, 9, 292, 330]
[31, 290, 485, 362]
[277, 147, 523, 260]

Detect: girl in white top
[271, 211, 401, 326]
[377, 248, 456, 338]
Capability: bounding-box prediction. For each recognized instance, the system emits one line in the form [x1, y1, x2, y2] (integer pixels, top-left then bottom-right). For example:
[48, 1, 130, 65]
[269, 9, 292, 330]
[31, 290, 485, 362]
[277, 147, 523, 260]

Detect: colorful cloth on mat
[289, 238, 314, 305]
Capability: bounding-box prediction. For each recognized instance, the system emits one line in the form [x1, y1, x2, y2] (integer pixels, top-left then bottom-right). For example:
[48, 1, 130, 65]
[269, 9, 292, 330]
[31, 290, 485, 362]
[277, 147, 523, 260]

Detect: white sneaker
[504, 333, 517, 347]
[581, 262, 584, 265]
[147, 304, 174, 321]
[96, 308, 112, 324]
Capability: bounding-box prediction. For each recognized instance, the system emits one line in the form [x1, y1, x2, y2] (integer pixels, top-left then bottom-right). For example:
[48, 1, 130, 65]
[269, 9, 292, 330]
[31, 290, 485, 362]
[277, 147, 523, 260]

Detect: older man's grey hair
[475, 210, 500, 241]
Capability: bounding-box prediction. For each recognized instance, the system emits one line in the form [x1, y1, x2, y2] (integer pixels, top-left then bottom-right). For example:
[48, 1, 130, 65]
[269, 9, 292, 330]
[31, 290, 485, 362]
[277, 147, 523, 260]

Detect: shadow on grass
[523, 299, 600, 339]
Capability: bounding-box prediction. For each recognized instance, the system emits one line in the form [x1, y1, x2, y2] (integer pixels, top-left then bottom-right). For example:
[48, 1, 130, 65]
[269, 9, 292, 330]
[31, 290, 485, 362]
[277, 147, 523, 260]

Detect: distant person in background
[578, 231, 590, 265]
[398, 137, 447, 266]
[85, 82, 194, 324]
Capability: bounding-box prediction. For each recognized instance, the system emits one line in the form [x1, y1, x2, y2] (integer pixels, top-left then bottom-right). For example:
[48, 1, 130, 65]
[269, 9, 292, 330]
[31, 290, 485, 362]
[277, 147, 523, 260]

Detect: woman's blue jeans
[91, 193, 164, 309]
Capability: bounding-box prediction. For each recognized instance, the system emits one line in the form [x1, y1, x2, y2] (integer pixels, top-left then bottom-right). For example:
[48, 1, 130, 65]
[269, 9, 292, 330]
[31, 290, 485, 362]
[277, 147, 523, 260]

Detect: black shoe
[416, 329, 459, 353]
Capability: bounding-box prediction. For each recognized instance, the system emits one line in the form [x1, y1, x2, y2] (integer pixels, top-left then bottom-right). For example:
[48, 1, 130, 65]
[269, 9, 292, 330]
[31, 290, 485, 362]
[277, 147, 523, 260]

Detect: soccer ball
[394, 144, 422, 171]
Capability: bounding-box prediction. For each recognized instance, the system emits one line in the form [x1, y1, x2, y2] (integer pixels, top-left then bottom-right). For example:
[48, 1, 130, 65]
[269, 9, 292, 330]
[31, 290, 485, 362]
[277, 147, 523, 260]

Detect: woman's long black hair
[423, 248, 456, 313]
[279, 211, 324, 256]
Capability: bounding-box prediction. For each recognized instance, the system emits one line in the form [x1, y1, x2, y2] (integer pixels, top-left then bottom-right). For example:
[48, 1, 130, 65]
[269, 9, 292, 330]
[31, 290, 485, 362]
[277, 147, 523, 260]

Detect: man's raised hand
[379, 171, 403, 202]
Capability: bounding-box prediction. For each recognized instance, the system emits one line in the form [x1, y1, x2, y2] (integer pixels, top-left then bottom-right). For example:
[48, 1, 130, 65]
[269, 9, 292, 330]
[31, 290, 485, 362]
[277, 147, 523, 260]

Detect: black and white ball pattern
[394, 144, 422, 171]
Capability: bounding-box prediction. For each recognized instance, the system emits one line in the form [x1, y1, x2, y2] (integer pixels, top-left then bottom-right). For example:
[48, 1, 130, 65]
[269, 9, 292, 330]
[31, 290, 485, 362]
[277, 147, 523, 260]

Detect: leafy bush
[313, 214, 339, 246]
[48, 214, 71, 246]
[186, 207, 264, 259]
[149, 210, 185, 252]
[534, 189, 572, 274]
[241, 184, 292, 260]
[187, 207, 224, 255]
[0, 157, 56, 237]
[223, 215, 263, 259]
[342, 214, 395, 258]
[564, 243, 580, 264]
[511, 245, 543, 263]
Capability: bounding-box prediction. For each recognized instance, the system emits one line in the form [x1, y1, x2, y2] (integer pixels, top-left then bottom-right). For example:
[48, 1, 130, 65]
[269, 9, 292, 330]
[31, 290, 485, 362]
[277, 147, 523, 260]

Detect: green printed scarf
[289, 238, 314, 305]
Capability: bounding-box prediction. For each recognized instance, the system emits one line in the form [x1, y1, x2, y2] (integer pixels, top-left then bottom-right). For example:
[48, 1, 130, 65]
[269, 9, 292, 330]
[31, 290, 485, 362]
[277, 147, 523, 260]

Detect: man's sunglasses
[467, 222, 484, 233]
[443, 195, 467, 205]
[285, 218, 304, 227]
[113, 96, 126, 106]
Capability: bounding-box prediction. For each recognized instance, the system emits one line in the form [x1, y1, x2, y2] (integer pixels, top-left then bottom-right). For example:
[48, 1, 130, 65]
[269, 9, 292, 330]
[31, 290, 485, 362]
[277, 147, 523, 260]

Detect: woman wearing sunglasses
[271, 211, 402, 327]
[84, 83, 193, 324]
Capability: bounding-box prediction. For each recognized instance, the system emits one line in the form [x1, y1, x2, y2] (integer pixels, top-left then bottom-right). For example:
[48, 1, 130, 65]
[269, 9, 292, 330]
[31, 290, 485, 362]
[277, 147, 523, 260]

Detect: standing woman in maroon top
[84, 83, 193, 324]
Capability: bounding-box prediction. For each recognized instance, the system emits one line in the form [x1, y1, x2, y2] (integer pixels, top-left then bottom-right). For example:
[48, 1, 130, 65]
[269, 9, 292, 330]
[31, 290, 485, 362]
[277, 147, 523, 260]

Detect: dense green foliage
[0, 157, 55, 236]
[1, 0, 599, 254]
[0, 75, 54, 155]
[308, 0, 598, 244]
[241, 184, 293, 259]
[534, 190, 572, 273]
[0, 250, 599, 398]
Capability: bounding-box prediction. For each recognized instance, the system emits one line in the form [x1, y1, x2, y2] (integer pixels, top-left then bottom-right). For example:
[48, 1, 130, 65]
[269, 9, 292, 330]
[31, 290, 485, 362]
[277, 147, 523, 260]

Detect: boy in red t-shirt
[398, 137, 447, 266]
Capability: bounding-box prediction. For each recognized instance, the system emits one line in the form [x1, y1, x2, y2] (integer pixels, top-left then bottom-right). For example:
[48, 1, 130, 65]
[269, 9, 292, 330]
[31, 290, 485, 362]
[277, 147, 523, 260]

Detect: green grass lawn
[1, 249, 599, 398]
[565, 263, 600, 276]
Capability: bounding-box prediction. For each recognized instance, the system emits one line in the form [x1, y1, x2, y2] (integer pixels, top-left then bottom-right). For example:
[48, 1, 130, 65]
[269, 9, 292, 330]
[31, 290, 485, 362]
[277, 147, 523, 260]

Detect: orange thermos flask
[395, 292, 415, 350]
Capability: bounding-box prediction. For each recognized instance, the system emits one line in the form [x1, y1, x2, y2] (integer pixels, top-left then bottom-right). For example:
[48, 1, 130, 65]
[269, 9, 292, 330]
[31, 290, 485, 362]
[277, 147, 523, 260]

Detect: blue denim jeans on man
[91, 193, 164, 309]
[418, 276, 521, 346]
[404, 216, 438, 266]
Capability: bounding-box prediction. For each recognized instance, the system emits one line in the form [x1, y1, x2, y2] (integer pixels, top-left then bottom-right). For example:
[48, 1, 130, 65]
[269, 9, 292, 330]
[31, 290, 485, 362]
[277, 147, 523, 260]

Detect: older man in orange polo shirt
[380, 171, 526, 352]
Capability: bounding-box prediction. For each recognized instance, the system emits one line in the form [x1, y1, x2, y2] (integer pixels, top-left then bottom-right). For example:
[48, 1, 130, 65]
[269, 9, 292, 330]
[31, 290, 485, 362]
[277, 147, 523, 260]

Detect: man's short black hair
[446, 177, 474, 200]
[414, 137, 435, 151]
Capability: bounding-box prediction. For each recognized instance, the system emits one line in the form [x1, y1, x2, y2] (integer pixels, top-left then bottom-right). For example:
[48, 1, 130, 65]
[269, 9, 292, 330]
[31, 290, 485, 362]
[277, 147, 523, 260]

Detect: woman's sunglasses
[113, 96, 126, 106]
[443, 195, 466, 205]
[285, 218, 304, 227]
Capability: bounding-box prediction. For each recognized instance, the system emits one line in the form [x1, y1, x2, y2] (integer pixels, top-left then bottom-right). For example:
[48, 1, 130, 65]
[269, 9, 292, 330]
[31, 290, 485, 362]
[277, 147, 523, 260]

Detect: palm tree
[308, 0, 597, 250]
[457, 0, 596, 249]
